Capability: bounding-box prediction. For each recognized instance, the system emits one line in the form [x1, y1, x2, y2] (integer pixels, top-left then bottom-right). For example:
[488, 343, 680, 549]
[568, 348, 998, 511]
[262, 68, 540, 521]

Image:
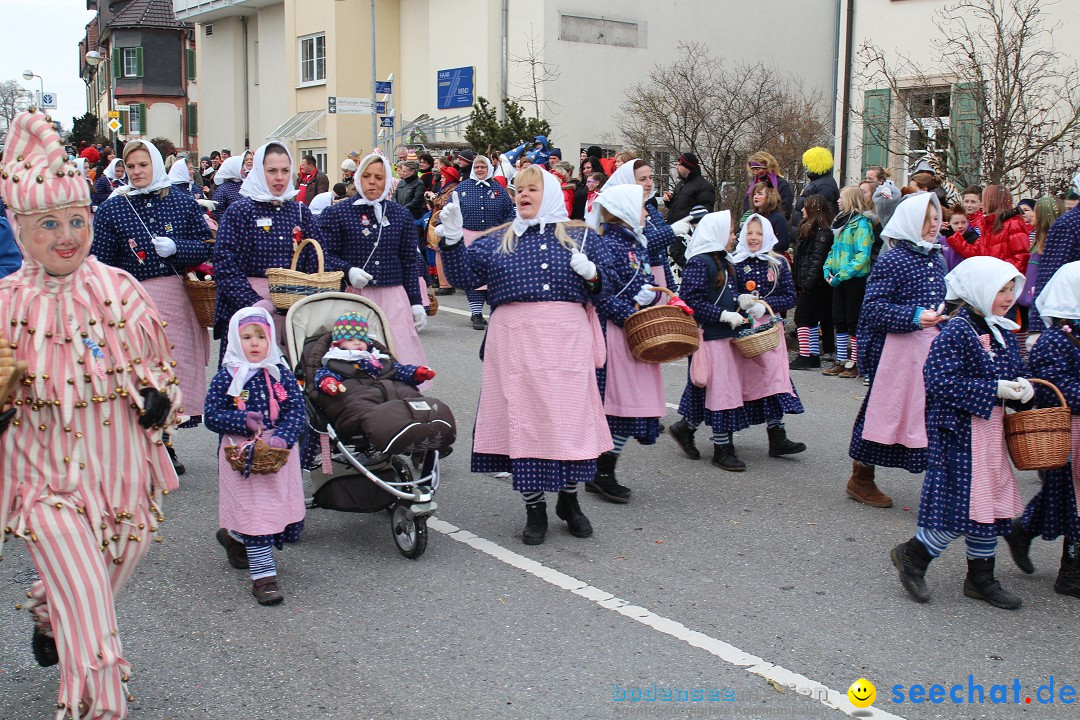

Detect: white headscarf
[167, 157, 192, 188]
[240, 142, 299, 203]
[881, 191, 942, 251]
[594, 184, 646, 247]
[585, 158, 642, 228]
[945, 256, 1025, 345]
[511, 168, 569, 237]
[222, 306, 284, 398]
[731, 213, 781, 265]
[686, 211, 732, 260]
[103, 157, 123, 182]
[472, 155, 495, 187]
[1035, 260, 1080, 327]
[214, 156, 244, 183]
[73, 157, 89, 181]
[111, 140, 171, 197]
[351, 153, 393, 226]
[308, 190, 334, 216]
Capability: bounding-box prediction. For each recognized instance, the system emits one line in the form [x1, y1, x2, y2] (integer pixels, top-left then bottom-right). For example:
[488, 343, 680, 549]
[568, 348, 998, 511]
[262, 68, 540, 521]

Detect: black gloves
[0, 408, 14, 436]
[138, 388, 171, 429]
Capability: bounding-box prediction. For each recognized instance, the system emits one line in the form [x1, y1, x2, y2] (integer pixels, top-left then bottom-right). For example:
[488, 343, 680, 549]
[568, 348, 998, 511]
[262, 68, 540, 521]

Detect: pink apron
[862, 329, 938, 447]
[968, 406, 1023, 524]
[650, 266, 668, 290]
[474, 302, 612, 459]
[463, 228, 488, 290]
[703, 339, 745, 412]
[218, 437, 305, 535]
[603, 323, 667, 418]
[141, 275, 209, 416]
[735, 321, 794, 402]
[1071, 418, 1080, 515]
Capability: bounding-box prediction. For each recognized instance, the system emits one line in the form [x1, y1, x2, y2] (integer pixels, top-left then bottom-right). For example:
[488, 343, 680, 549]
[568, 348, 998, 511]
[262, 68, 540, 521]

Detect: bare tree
[857, 0, 1080, 192]
[619, 42, 829, 212]
[509, 28, 562, 119]
[1, 79, 33, 137]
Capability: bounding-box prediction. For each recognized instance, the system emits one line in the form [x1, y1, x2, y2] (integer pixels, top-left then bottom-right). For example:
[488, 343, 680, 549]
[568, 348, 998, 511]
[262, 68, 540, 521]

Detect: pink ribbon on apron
[1071, 417, 1080, 516]
[969, 406, 1023, 523]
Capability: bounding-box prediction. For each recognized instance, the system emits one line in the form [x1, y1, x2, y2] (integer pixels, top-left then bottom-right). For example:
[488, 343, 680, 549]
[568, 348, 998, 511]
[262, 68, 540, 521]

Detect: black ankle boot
[471, 313, 487, 330]
[31, 627, 59, 667]
[789, 354, 821, 370]
[963, 557, 1022, 609]
[668, 420, 700, 459]
[767, 425, 806, 457]
[1054, 541, 1080, 598]
[1005, 517, 1038, 574]
[586, 452, 631, 503]
[166, 442, 186, 476]
[711, 442, 745, 472]
[555, 492, 593, 538]
[522, 502, 548, 545]
[891, 538, 933, 603]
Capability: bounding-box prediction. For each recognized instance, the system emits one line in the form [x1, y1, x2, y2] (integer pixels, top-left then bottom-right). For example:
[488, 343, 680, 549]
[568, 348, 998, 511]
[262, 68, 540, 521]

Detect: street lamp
[22, 70, 44, 108]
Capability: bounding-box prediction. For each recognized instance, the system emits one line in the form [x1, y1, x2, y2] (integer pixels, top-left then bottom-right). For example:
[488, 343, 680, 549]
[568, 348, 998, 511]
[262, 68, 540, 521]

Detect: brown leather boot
[845, 461, 893, 508]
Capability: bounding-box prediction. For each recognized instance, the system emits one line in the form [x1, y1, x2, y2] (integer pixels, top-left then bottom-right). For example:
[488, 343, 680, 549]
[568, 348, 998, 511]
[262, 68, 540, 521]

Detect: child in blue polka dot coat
[892, 256, 1034, 610]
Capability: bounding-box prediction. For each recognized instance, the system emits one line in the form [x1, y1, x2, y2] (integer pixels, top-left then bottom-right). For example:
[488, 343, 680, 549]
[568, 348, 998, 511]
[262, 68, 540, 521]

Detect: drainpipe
[500, 0, 508, 119]
[837, 0, 855, 184]
[242, 15, 250, 149]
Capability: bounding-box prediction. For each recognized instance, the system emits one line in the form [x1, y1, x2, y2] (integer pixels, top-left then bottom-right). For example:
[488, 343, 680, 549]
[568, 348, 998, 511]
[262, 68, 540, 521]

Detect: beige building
[175, 0, 838, 176]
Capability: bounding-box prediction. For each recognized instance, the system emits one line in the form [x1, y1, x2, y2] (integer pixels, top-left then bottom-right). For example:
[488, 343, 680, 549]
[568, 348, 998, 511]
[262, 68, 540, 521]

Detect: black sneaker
[789, 354, 821, 370]
[434, 287, 456, 296]
[471, 314, 487, 330]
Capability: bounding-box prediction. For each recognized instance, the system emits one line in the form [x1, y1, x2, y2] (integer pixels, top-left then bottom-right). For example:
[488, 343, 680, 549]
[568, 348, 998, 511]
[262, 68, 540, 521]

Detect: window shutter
[112, 48, 122, 78]
[138, 103, 147, 134]
[119, 109, 129, 134]
[135, 47, 144, 78]
[186, 49, 196, 81]
[861, 88, 891, 174]
[187, 103, 198, 136]
[950, 82, 981, 186]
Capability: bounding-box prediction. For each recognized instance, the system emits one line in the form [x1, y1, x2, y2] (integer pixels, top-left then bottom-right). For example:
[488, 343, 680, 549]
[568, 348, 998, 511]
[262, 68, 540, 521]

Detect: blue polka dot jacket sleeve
[91, 190, 212, 279]
[1029, 326, 1080, 413]
[457, 180, 516, 231]
[1030, 208, 1080, 328]
[319, 200, 421, 305]
[592, 223, 658, 327]
[204, 366, 306, 447]
[860, 244, 948, 334]
[211, 181, 243, 222]
[732, 257, 796, 315]
[645, 205, 676, 288]
[680, 256, 736, 325]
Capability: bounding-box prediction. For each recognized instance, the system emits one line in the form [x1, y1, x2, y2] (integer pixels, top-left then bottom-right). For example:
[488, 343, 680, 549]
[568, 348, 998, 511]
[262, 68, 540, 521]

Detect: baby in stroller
[306, 311, 455, 457]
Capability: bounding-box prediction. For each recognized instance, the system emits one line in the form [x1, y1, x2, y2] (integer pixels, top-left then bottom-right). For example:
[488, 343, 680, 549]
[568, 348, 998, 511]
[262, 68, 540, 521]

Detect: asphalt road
[1, 292, 1077, 720]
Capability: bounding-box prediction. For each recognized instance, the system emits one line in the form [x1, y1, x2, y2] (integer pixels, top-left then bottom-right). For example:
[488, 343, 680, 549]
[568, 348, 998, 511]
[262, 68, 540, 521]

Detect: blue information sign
[437, 67, 474, 109]
[375, 81, 393, 95]
[375, 101, 387, 114]
[379, 116, 394, 128]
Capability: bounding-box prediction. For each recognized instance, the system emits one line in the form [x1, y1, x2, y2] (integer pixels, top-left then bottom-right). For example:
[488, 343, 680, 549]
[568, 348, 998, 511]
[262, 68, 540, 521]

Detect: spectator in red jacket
[946, 185, 1030, 274]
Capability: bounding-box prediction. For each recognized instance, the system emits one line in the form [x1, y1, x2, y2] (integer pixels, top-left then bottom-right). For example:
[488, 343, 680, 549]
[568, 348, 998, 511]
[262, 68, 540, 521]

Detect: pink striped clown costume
[0, 111, 183, 719]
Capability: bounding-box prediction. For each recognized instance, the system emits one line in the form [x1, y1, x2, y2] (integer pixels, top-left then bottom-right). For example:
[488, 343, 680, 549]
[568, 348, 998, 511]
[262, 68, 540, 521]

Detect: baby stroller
[285, 292, 450, 558]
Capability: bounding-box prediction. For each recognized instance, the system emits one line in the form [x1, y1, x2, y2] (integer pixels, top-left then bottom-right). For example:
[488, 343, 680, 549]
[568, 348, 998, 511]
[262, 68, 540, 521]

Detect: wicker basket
[731, 301, 782, 358]
[183, 276, 217, 328]
[624, 286, 700, 364]
[1004, 378, 1072, 471]
[224, 436, 291, 475]
[266, 238, 343, 311]
[426, 286, 439, 316]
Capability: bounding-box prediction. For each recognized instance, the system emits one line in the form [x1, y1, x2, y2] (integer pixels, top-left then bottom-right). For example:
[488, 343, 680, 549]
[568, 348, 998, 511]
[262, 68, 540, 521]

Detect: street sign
[375, 101, 386, 114]
[437, 67, 474, 110]
[108, 110, 120, 119]
[107, 118, 121, 133]
[379, 116, 394, 128]
[40, 92, 57, 109]
[375, 80, 392, 95]
[328, 96, 374, 115]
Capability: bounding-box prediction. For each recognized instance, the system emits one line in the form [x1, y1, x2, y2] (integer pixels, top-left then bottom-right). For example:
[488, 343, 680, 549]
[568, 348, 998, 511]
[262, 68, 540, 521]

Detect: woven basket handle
[1029, 378, 1067, 408]
[290, 238, 326, 273]
[634, 285, 676, 310]
[756, 299, 776, 318]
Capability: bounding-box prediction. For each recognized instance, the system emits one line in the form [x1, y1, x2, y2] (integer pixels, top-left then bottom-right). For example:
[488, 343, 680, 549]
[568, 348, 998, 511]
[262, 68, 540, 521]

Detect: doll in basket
[204, 307, 306, 606]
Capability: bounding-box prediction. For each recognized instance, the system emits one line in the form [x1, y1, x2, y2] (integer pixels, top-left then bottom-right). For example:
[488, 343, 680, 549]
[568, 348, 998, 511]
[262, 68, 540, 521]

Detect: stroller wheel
[391, 504, 428, 559]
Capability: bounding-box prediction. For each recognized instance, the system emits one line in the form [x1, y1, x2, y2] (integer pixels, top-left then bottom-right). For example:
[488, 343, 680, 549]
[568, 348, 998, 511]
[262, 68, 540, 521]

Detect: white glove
[152, 236, 177, 258]
[348, 267, 373, 289]
[1025, 332, 1041, 351]
[737, 293, 759, 311]
[720, 311, 747, 328]
[196, 198, 217, 211]
[570, 251, 597, 280]
[411, 305, 427, 332]
[996, 380, 1024, 401]
[438, 192, 464, 243]
[746, 302, 767, 320]
[670, 218, 692, 238]
[633, 286, 658, 306]
[1015, 377, 1035, 404]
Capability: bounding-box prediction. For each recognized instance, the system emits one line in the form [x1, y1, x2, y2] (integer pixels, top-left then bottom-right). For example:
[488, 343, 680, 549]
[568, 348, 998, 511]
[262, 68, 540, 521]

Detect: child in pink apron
[892, 256, 1032, 610]
[847, 192, 948, 508]
[205, 307, 306, 606]
[1005, 261, 1080, 599]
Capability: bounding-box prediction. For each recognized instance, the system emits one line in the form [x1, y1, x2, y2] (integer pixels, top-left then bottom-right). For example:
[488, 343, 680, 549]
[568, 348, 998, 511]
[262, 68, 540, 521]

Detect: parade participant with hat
[0, 110, 183, 719]
[91, 158, 125, 208]
[92, 139, 213, 473]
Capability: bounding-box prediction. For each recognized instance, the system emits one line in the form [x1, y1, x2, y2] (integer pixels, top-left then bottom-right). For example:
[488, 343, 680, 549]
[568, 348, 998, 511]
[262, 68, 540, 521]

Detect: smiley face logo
[847, 678, 876, 708]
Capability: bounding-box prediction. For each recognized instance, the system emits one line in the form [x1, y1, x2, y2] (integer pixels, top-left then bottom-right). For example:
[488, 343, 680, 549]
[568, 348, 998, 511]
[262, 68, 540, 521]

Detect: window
[186, 48, 197, 82]
[305, 148, 327, 174]
[113, 47, 143, 79]
[123, 48, 140, 78]
[904, 90, 951, 183]
[299, 34, 326, 84]
[187, 103, 198, 136]
[127, 103, 144, 135]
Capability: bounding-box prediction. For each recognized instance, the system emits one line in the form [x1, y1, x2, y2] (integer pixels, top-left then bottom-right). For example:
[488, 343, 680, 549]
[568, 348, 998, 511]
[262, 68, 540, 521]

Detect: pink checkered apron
[602, 322, 666, 418]
[1071, 418, 1080, 515]
[862, 329, 938, 448]
[141, 275, 209, 416]
[218, 441, 305, 535]
[968, 405, 1023, 524]
[735, 319, 795, 402]
[703, 339, 745, 411]
[474, 302, 612, 459]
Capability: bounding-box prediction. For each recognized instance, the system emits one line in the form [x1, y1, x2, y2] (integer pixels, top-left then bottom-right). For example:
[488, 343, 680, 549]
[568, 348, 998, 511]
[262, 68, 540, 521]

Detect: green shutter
[112, 48, 122, 78]
[861, 88, 892, 174]
[187, 103, 198, 136]
[135, 47, 144, 78]
[186, 48, 196, 81]
[119, 109, 129, 134]
[951, 82, 981, 186]
[138, 103, 147, 134]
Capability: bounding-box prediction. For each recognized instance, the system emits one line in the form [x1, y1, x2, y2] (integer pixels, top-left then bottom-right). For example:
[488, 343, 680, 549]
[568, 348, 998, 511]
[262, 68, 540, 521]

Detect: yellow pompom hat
[802, 146, 834, 176]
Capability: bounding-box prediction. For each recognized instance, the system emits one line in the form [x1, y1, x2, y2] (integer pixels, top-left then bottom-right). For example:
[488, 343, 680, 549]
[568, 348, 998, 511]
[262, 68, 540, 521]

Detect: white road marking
[427, 517, 908, 720]
[436, 306, 483, 319]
